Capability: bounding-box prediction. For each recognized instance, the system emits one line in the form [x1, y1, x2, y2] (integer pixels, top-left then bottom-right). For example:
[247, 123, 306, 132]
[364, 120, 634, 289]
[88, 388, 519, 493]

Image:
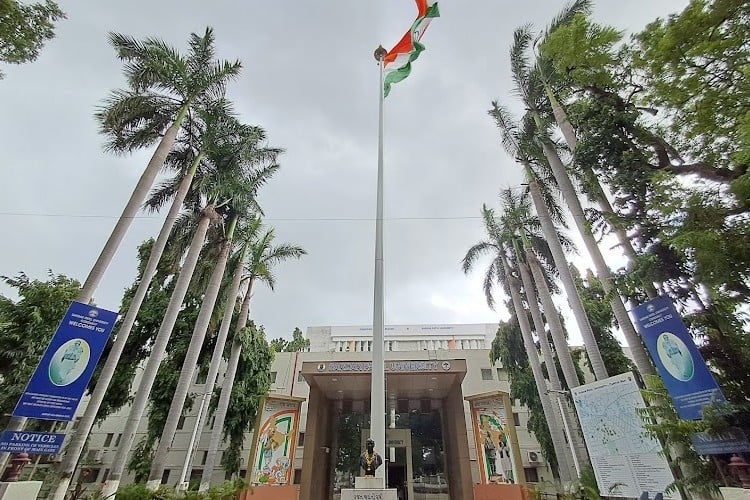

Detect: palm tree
[80, 27, 240, 304]
[534, 10, 659, 299]
[489, 101, 608, 381]
[147, 224, 271, 485]
[173, 219, 261, 487]
[49, 101, 247, 500]
[508, 26, 655, 377]
[462, 206, 575, 482]
[498, 190, 564, 392]
[498, 188, 581, 390]
[100, 139, 279, 497]
[199, 227, 305, 490]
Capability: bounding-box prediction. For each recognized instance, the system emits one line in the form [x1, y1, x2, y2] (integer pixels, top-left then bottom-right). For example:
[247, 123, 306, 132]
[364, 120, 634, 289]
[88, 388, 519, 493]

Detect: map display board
[571, 373, 679, 499]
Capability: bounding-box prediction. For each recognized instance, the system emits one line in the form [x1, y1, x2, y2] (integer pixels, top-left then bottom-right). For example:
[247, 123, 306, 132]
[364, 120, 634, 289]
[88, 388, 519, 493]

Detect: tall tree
[0, 0, 65, 78]
[508, 25, 655, 377]
[51, 101, 251, 499]
[200, 227, 305, 490]
[489, 101, 609, 380]
[462, 205, 574, 481]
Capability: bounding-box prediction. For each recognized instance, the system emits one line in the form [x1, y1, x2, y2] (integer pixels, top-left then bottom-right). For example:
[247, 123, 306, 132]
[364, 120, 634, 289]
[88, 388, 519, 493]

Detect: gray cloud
[0, 0, 688, 342]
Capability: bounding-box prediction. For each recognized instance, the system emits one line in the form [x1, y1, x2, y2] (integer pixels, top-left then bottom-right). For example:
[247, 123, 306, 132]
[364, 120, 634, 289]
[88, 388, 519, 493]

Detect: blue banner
[12, 302, 118, 421]
[0, 431, 65, 455]
[633, 296, 725, 420]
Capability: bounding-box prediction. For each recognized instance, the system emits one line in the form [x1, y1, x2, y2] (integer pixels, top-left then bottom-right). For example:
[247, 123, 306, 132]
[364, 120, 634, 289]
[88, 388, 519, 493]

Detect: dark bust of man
[359, 438, 383, 476]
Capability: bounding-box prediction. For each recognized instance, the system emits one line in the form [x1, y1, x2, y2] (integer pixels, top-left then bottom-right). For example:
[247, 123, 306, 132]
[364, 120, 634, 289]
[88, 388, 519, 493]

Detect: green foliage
[490, 320, 557, 471]
[0, 0, 65, 78]
[638, 376, 722, 496]
[633, 0, 750, 173]
[219, 322, 273, 475]
[285, 327, 309, 352]
[270, 327, 309, 353]
[0, 271, 80, 420]
[112, 480, 247, 500]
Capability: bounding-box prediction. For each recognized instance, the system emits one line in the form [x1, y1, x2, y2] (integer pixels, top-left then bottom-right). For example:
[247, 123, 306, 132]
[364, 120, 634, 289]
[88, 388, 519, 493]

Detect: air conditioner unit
[94, 450, 104, 463]
[527, 450, 542, 464]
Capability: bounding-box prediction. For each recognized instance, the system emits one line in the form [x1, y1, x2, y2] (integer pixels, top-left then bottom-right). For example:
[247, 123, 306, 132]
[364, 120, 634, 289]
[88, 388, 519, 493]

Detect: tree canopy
[0, 0, 65, 78]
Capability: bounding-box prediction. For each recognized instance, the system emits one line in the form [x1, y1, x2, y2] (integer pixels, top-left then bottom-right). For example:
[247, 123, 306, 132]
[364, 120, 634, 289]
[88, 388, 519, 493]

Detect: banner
[0, 431, 65, 455]
[13, 302, 118, 421]
[249, 396, 302, 486]
[571, 373, 678, 499]
[633, 296, 725, 420]
[468, 393, 518, 485]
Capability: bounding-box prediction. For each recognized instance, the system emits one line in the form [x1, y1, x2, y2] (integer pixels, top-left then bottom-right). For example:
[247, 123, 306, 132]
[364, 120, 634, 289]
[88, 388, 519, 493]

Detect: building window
[81, 468, 100, 483]
[103, 433, 114, 448]
[524, 467, 539, 482]
[208, 416, 215, 429]
[102, 469, 110, 482]
[177, 415, 186, 430]
[497, 368, 504, 380]
[293, 469, 302, 484]
[201, 451, 208, 465]
[270, 371, 277, 384]
[297, 372, 304, 382]
[195, 370, 207, 384]
[162, 469, 170, 485]
[481, 368, 493, 381]
[298, 432, 305, 447]
[367, 341, 372, 352]
[513, 412, 520, 426]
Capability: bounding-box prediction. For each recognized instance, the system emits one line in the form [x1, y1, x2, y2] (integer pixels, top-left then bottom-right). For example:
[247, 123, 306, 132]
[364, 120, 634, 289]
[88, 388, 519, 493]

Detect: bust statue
[359, 438, 383, 476]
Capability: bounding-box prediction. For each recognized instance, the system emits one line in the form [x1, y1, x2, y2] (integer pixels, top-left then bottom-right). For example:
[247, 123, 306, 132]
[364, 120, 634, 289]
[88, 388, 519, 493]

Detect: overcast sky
[0, 0, 688, 343]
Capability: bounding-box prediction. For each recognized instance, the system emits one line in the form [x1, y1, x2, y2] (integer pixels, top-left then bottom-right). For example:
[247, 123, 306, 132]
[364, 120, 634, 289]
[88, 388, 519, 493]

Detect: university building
[66, 323, 558, 499]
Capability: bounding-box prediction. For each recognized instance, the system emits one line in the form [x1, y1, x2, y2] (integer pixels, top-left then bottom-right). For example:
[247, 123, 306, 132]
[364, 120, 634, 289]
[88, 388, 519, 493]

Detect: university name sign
[318, 360, 452, 373]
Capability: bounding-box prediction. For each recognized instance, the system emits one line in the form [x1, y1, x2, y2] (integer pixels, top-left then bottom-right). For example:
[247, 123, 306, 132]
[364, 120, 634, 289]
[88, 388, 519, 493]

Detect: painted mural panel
[250, 397, 302, 486]
[470, 396, 515, 484]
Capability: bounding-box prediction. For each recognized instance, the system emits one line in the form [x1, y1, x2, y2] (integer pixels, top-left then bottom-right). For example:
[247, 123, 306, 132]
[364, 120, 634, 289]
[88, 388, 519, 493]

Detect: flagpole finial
[374, 45, 387, 62]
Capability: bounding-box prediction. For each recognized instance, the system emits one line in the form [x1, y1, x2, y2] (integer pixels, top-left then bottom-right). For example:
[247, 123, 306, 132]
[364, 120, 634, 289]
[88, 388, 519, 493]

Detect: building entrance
[298, 359, 473, 500]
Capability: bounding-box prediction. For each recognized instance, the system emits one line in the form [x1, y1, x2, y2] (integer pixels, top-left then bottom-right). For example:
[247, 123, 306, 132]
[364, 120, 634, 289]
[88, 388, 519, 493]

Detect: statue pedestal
[341, 488, 397, 500]
[342, 478, 396, 500]
[355, 476, 385, 489]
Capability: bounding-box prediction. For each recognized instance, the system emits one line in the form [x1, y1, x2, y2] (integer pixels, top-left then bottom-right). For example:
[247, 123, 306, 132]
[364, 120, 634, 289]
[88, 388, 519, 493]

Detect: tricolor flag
[383, 0, 440, 97]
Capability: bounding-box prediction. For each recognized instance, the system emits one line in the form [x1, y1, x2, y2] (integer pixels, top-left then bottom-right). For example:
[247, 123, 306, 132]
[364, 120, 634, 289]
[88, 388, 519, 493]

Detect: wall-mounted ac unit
[94, 449, 104, 463]
[527, 450, 542, 464]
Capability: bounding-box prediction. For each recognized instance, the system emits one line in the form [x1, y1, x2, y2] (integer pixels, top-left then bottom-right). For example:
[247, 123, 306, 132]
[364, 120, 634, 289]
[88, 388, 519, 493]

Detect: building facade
[63, 323, 556, 499]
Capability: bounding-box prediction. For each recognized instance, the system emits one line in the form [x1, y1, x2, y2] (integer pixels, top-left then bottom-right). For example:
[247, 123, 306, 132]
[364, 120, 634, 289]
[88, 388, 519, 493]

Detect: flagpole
[370, 44, 387, 481]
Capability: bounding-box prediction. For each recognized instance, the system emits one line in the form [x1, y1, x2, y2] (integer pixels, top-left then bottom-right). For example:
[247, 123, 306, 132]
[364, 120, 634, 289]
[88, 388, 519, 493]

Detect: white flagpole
[370, 45, 387, 480]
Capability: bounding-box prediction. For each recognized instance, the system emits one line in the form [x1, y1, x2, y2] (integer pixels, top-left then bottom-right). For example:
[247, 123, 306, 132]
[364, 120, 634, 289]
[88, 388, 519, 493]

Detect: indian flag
[383, 0, 440, 97]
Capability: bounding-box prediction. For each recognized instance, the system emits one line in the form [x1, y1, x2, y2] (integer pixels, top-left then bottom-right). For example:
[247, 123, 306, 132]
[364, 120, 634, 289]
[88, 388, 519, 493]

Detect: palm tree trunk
[100, 207, 215, 498]
[538, 139, 655, 377]
[49, 152, 202, 500]
[199, 277, 253, 491]
[147, 217, 237, 488]
[516, 257, 563, 392]
[528, 177, 609, 380]
[543, 90, 658, 299]
[527, 252, 580, 389]
[543, 84, 577, 152]
[177, 248, 246, 487]
[501, 257, 574, 482]
[78, 104, 189, 304]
